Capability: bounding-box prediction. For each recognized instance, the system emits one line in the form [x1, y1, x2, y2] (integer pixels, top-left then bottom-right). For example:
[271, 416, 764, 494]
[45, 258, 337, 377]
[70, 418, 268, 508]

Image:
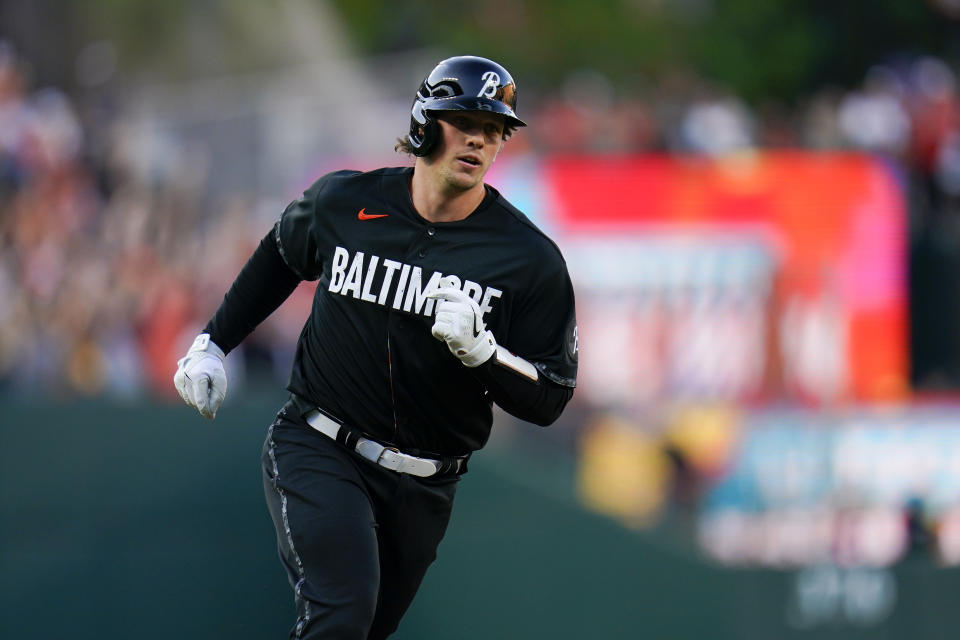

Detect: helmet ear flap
[409, 99, 439, 157]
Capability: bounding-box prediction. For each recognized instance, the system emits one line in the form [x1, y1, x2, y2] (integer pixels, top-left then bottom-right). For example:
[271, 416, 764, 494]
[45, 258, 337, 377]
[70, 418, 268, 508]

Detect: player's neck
[410, 166, 486, 223]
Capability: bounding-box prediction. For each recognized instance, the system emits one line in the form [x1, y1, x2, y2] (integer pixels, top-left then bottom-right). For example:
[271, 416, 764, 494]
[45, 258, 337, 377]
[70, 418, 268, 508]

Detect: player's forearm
[472, 359, 574, 426]
[203, 229, 302, 354]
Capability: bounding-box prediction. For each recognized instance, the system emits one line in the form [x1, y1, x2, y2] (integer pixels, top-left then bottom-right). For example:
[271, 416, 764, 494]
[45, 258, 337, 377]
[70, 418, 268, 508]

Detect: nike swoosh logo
[358, 208, 389, 220]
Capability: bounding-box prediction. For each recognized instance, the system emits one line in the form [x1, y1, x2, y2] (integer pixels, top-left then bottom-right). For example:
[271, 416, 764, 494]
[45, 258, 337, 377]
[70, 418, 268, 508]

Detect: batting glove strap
[454, 329, 497, 368]
[186, 333, 225, 360]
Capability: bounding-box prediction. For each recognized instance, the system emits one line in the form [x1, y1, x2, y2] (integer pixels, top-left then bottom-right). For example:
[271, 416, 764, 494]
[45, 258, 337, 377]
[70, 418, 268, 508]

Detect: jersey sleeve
[510, 251, 578, 388]
[470, 248, 578, 426]
[472, 359, 574, 426]
[203, 229, 302, 354]
[274, 178, 329, 281]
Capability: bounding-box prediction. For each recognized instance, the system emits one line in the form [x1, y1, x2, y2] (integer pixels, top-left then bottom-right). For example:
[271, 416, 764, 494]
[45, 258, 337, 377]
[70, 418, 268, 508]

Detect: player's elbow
[529, 413, 561, 427]
[530, 400, 570, 427]
[508, 386, 574, 427]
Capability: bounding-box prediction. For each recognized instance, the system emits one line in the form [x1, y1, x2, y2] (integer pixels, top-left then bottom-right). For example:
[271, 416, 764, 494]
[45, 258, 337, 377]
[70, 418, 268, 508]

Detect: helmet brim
[423, 96, 527, 129]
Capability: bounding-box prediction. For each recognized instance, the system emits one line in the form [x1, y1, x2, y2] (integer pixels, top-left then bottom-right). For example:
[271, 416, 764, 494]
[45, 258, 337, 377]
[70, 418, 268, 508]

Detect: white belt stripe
[304, 409, 450, 477]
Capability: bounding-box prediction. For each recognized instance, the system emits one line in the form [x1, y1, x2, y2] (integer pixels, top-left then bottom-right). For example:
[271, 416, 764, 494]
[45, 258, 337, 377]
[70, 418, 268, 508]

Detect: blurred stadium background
[4, 0, 960, 637]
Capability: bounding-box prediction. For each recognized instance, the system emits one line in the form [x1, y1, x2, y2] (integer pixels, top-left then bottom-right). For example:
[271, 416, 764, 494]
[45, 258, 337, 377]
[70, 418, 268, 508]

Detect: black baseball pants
[262, 404, 459, 640]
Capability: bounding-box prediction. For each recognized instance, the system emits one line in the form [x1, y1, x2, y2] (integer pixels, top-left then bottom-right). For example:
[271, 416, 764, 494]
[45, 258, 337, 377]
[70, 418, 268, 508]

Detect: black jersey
[210, 166, 577, 454]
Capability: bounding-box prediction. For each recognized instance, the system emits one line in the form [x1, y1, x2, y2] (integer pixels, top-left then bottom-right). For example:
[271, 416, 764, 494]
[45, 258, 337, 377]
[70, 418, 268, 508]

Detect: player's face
[427, 111, 505, 192]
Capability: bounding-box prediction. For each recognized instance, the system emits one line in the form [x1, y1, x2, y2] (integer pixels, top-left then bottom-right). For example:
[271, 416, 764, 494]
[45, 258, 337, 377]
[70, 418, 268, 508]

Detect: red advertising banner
[537, 153, 907, 405]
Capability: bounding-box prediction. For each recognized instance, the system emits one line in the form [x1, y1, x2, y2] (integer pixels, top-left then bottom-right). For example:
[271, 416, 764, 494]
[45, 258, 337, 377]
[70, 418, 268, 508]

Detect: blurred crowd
[0, 41, 307, 399]
[526, 55, 957, 169]
[2, 41, 960, 399]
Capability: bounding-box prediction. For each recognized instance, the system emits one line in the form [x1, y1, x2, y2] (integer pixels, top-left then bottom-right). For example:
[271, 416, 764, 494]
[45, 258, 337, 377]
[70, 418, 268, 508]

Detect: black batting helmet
[407, 55, 527, 157]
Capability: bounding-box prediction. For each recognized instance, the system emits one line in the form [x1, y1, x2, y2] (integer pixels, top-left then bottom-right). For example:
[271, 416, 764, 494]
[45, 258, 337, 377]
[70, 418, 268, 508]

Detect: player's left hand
[173, 333, 228, 419]
[427, 278, 496, 367]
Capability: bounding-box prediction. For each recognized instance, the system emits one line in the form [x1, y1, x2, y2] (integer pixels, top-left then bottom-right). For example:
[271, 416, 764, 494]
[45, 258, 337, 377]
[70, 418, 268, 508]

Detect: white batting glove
[173, 333, 227, 419]
[427, 278, 496, 367]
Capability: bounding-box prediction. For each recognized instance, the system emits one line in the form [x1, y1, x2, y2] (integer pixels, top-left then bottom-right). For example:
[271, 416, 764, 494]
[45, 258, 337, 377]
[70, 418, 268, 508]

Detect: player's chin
[459, 162, 491, 180]
[446, 170, 483, 191]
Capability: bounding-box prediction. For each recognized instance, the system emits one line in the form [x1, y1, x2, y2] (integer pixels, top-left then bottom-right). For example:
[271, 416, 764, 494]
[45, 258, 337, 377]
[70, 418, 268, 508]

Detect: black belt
[287, 400, 468, 477]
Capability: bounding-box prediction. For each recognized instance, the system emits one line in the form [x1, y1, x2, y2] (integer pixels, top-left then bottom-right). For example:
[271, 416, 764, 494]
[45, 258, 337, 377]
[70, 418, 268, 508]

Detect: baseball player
[174, 55, 578, 640]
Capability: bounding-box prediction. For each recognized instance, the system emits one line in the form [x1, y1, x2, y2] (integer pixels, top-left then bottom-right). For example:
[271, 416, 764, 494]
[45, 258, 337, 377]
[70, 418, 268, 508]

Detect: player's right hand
[173, 333, 227, 419]
[427, 278, 497, 368]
